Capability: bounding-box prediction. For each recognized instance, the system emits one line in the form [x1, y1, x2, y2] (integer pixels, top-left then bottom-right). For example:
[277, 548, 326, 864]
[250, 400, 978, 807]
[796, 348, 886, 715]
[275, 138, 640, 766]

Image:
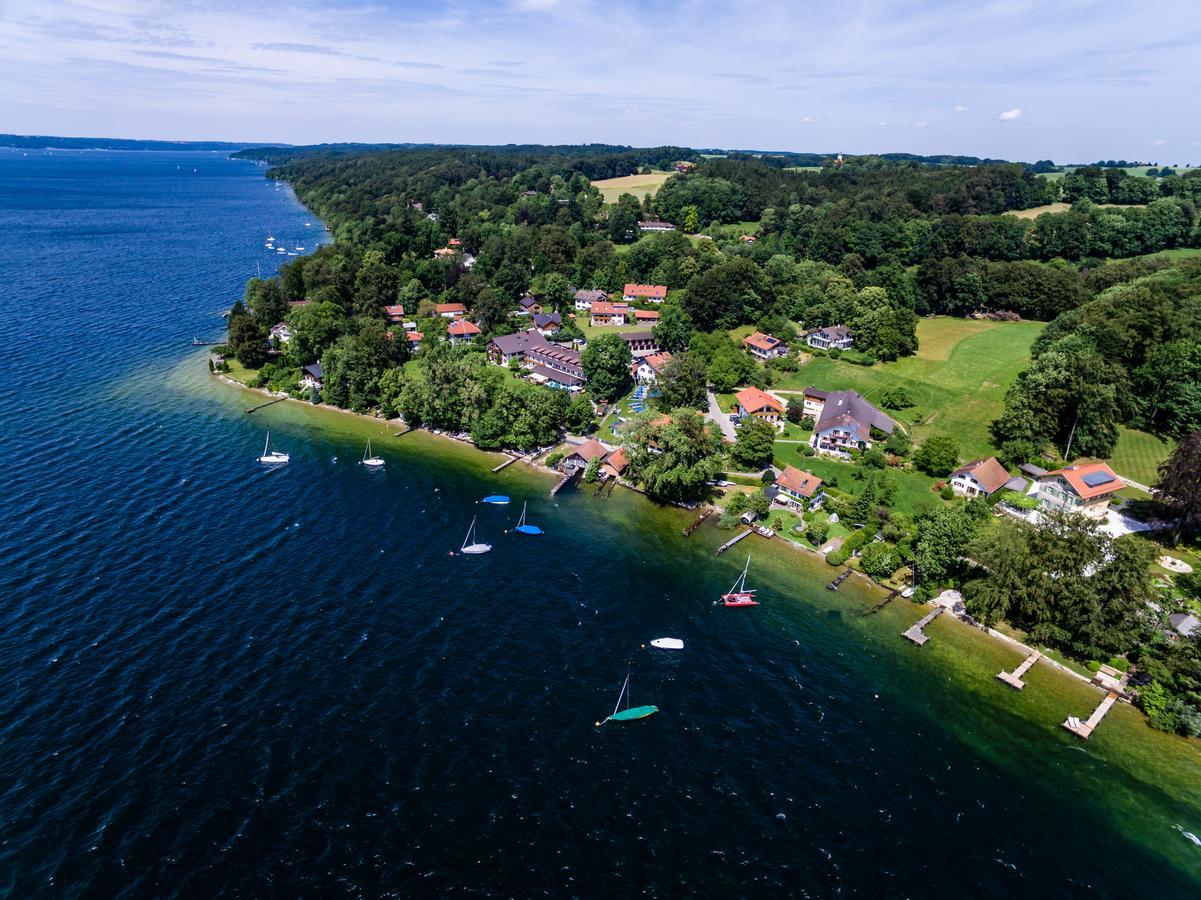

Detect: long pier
[550, 469, 580, 496]
[827, 570, 852, 591]
[997, 651, 1042, 690]
[715, 528, 753, 556]
[1063, 692, 1119, 740]
[245, 396, 287, 414]
[492, 455, 519, 473]
[902, 606, 945, 646]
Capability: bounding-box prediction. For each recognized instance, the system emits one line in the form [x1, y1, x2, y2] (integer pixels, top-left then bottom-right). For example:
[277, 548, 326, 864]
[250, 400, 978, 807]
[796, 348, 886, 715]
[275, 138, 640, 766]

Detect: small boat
[257, 429, 289, 465]
[460, 516, 491, 555]
[512, 501, 542, 535]
[597, 673, 658, 726]
[719, 556, 759, 607]
[650, 638, 684, 650]
[361, 439, 384, 468]
[481, 495, 510, 505]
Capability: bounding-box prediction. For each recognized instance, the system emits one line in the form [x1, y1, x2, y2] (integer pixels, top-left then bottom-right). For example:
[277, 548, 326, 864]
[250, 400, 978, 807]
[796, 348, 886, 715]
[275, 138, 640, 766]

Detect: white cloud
[997, 107, 1023, 121]
[953, 104, 968, 113]
[1151, 138, 1169, 146]
[799, 115, 822, 124]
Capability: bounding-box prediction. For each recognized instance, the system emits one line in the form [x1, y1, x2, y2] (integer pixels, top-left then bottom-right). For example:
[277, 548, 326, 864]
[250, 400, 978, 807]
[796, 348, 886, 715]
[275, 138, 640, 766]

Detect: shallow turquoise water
[1, 149, 1199, 896]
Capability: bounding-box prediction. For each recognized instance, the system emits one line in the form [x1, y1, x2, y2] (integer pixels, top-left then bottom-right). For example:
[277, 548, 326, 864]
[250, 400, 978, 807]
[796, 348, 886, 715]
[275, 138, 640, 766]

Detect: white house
[1035, 463, 1122, 519]
[806, 325, 854, 351]
[950, 457, 1012, 498]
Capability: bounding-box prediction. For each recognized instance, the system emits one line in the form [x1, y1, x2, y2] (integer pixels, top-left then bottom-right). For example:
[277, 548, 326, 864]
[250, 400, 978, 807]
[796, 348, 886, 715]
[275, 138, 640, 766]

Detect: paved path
[706, 390, 738, 441]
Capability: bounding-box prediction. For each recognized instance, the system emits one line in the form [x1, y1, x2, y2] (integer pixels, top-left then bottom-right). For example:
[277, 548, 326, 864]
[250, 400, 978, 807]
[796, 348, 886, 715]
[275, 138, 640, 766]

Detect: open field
[775, 317, 1045, 460]
[1096, 426, 1175, 487]
[1008, 202, 1136, 219]
[591, 172, 674, 203]
[783, 166, 822, 173]
[1038, 166, 1197, 181]
[770, 448, 944, 517]
[569, 312, 657, 342]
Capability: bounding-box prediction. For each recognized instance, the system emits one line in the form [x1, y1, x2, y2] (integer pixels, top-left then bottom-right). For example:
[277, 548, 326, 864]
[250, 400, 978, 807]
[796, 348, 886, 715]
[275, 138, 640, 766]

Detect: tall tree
[1155, 430, 1201, 543]
[622, 409, 723, 501]
[580, 333, 633, 402]
[655, 352, 708, 410]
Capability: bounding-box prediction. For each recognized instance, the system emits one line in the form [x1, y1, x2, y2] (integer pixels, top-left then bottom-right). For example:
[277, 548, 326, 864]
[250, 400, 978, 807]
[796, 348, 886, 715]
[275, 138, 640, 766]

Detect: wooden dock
[715, 528, 753, 556]
[683, 508, 712, 537]
[1063, 692, 1119, 740]
[550, 469, 580, 496]
[491, 455, 519, 473]
[826, 570, 852, 591]
[245, 396, 287, 414]
[997, 651, 1042, 690]
[902, 607, 945, 646]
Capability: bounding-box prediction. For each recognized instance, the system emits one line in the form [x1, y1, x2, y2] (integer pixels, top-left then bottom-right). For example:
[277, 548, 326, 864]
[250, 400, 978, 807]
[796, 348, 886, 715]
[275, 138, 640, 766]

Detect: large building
[622, 283, 668, 304]
[806, 324, 853, 351]
[807, 389, 893, 455]
[1035, 462, 1122, 519]
[742, 331, 788, 360]
[619, 331, 660, 359]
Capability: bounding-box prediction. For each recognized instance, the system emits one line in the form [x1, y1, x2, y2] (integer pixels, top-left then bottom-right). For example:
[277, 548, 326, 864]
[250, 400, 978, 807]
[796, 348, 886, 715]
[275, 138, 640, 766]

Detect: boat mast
[263, 430, 270, 458]
[611, 673, 630, 718]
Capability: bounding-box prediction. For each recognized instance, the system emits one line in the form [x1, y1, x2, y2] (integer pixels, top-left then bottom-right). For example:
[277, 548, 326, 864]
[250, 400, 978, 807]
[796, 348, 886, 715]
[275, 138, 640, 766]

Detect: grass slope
[777, 317, 1044, 460]
[591, 172, 673, 204]
[1104, 426, 1175, 487]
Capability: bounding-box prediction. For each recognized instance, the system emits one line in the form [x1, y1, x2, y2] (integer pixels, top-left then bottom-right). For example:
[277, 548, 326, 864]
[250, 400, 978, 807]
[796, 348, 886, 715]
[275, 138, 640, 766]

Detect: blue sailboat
[481, 495, 510, 505]
[513, 501, 543, 535]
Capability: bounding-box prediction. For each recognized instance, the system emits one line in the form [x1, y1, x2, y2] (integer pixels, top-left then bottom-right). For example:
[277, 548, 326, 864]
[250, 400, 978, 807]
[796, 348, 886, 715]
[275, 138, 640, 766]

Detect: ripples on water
[1, 150, 1199, 896]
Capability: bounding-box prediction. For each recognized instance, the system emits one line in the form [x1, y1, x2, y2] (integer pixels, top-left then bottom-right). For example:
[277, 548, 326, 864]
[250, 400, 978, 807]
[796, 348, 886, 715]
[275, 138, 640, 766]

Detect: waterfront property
[525, 343, 585, 390]
[742, 331, 788, 360]
[561, 438, 612, 470]
[807, 389, 893, 455]
[488, 329, 552, 366]
[299, 362, 323, 390]
[632, 351, 672, 382]
[950, 457, 1011, 498]
[574, 289, 607, 311]
[806, 324, 854, 351]
[622, 283, 668, 304]
[269, 322, 292, 344]
[774, 465, 824, 510]
[734, 386, 784, 425]
[1035, 462, 1122, 519]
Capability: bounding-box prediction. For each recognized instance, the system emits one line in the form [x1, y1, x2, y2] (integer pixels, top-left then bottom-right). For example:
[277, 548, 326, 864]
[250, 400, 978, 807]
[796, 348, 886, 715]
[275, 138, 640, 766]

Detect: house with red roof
[436, 302, 466, 318]
[774, 465, 824, 510]
[383, 304, 406, 324]
[742, 331, 788, 360]
[590, 300, 629, 327]
[447, 319, 482, 345]
[632, 351, 672, 382]
[734, 387, 784, 425]
[1035, 462, 1122, 519]
[951, 457, 1012, 498]
[634, 309, 661, 324]
[622, 283, 668, 304]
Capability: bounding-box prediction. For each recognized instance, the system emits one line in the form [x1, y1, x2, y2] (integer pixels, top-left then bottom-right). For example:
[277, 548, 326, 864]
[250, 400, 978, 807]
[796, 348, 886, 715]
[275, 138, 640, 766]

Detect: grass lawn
[222, 359, 259, 385]
[570, 313, 656, 343]
[591, 172, 674, 204]
[771, 449, 944, 517]
[776, 317, 1044, 460]
[1100, 426, 1175, 486]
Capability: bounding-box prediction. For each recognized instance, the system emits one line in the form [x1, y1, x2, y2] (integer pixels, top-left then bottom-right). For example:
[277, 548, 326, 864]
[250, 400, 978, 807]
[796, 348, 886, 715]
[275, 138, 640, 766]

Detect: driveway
[706, 390, 738, 441]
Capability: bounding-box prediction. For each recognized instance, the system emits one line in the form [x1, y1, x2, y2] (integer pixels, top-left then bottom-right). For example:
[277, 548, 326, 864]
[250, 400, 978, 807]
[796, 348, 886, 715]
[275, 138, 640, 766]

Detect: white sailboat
[460, 516, 491, 555]
[361, 439, 384, 468]
[257, 429, 289, 465]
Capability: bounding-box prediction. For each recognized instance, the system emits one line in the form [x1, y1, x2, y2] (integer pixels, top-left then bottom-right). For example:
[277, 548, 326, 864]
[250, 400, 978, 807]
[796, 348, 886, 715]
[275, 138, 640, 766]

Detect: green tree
[244, 277, 287, 327]
[730, 418, 776, 469]
[1154, 430, 1201, 543]
[622, 408, 723, 501]
[682, 204, 700, 234]
[581, 333, 633, 402]
[913, 504, 984, 584]
[859, 541, 899, 579]
[706, 343, 755, 392]
[652, 303, 695, 353]
[880, 385, 914, 410]
[286, 300, 344, 366]
[655, 352, 708, 410]
[914, 435, 960, 476]
[353, 249, 399, 315]
[227, 312, 268, 368]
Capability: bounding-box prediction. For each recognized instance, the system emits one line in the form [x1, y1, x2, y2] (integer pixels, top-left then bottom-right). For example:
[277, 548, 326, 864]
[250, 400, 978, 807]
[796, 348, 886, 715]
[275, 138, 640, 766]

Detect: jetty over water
[715, 528, 753, 556]
[1063, 692, 1119, 740]
[902, 607, 945, 646]
[997, 651, 1042, 690]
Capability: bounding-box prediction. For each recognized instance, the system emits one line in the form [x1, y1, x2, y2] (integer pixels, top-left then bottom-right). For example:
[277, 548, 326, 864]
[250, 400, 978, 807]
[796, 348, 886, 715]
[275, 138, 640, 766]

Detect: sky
[1, 0, 1199, 163]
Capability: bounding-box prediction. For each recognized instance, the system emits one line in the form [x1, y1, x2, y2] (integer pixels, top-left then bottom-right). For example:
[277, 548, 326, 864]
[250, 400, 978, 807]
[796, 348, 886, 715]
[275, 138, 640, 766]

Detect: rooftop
[776, 465, 823, 498]
[1040, 462, 1122, 499]
[952, 457, 1012, 495]
[735, 386, 783, 414]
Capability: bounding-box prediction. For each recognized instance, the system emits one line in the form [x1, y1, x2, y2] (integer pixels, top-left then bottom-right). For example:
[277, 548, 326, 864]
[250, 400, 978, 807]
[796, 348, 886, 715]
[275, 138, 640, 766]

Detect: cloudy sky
[1, 0, 1198, 162]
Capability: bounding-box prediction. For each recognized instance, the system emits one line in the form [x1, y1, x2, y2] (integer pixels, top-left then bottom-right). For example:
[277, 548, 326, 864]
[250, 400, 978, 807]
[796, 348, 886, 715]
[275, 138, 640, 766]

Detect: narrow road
[706, 390, 738, 441]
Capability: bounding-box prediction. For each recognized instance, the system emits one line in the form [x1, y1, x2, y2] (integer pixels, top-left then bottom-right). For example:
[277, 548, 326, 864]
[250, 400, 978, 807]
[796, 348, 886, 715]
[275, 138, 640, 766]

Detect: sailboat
[719, 556, 759, 607]
[460, 516, 491, 555]
[361, 439, 384, 468]
[596, 672, 658, 726]
[512, 501, 543, 535]
[257, 429, 289, 465]
[481, 495, 510, 505]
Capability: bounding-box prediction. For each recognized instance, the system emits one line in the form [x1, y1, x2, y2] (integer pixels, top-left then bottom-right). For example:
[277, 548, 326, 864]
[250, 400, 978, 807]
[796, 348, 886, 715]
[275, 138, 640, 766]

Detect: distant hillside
[0, 134, 289, 152]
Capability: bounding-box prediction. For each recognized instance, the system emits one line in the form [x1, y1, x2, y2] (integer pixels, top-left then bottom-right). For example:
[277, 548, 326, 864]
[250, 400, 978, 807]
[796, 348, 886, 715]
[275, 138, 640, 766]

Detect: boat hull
[258, 454, 289, 464]
[607, 705, 658, 722]
[650, 638, 684, 650]
[513, 525, 543, 535]
[461, 544, 492, 555]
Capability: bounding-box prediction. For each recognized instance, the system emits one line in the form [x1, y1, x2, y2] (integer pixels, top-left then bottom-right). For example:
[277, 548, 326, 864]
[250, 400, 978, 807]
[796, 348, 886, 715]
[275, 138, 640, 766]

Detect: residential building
[562, 439, 611, 471]
[600, 448, 629, 480]
[619, 331, 659, 359]
[487, 329, 551, 366]
[1169, 613, 1200, 638]
[632, 351, 672, 382]
[734, 387, 784, 424]
[951, 457, 1012, 498]
[574, 289, 608, 311]
[806, 324, 854, 351]
[517, 296, 543, 315]
[383, 304, 406, 324]
[633, 309, 661, 324]
[526, 343, 584, 387]
[774, 465, 824, 510]
[590, 301, 629, 327]
[447, 319, 482, 345]
[674, 160, 696, 173]
[622, 283, 668, 304]
[638, 220, 676, 232]
[436, 303, 466, 319]
[808, 390, 893, 455]
[433, 247, 456, 260]
[801, 386, 828, 419]
[269, 322, 291, 344]
[739, 234, 757, 244]
[299, 362, 323, 391]
[1035, 462, 1122, 519]
[406, 331, 424, 349]
[532, 312, 562, 337]
[742, 331, 788, 360]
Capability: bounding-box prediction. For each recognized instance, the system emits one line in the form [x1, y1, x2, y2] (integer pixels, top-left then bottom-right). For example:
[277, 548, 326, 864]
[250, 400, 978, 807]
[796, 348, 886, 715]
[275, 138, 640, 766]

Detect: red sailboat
[719, 556, 759, 607]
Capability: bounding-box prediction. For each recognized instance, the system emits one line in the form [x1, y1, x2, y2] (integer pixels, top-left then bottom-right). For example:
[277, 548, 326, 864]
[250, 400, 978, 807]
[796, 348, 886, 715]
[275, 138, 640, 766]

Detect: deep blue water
[2, 149, 1200, 897]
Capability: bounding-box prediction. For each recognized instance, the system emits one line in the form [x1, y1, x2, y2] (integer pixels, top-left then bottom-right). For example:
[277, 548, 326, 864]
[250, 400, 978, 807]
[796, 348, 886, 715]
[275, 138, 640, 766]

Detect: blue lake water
[1, 148, 1200, 896]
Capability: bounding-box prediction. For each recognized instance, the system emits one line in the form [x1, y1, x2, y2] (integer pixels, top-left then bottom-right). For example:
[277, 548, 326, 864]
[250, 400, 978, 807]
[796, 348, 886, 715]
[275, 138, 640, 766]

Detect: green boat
[598, 673, 658, 726]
